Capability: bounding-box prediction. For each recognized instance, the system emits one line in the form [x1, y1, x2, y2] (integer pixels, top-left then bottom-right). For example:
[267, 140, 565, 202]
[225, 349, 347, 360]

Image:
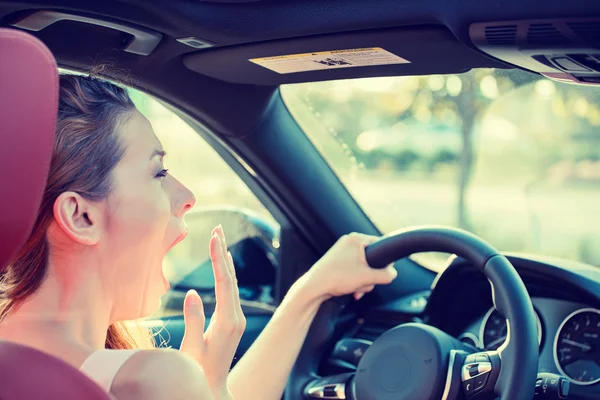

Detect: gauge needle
[562, 338, 592, 351]
[487, 336, 506, 349]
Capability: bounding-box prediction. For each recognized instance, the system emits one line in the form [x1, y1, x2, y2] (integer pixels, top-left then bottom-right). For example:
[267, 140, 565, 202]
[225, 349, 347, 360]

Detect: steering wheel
[285, 227, 539, 400]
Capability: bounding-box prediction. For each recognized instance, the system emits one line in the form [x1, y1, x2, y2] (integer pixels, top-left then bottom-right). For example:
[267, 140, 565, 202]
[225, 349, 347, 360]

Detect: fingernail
[355, 292, 365, 301]
[187, 289, 199, 303]
[186, 290, 203, 315]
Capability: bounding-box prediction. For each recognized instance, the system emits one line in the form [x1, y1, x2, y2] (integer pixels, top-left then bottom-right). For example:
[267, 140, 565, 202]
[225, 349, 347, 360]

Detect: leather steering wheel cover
[365, 226, 497, 268]
[485, 255, 538, 399]
[285, 226, 538, 400]
[365, 227, 538, 399]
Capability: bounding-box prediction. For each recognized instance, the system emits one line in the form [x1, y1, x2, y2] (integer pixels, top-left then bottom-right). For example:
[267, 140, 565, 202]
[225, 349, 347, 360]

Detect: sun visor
[470, 18, 600, 86]
[183, 26, 508, 85]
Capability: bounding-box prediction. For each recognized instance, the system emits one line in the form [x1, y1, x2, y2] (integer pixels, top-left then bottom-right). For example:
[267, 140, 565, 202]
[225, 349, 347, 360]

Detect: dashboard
[326, 253, 600, 399]
[459, 299, 600, 386]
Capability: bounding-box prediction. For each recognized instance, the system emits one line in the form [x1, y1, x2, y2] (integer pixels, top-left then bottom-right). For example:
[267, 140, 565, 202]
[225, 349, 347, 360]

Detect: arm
[227, 233, 398, 400]
[227, 276, 322, 400]
[111, 349, 215, 400]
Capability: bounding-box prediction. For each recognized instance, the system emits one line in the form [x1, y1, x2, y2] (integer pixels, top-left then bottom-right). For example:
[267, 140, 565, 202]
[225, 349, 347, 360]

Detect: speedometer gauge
[554, 308, 600, 385]
[479, 307, 542, 350]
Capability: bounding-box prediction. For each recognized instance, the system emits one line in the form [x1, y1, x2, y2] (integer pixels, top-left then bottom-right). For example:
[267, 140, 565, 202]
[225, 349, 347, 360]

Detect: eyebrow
[150, 150, 166, 161]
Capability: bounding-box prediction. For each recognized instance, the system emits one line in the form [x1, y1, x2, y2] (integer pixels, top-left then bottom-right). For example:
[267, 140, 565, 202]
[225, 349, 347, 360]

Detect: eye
[155, 169, 169, 179]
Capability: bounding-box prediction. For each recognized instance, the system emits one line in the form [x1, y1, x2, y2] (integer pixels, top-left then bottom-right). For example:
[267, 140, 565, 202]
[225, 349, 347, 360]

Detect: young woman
[0, 74, 398, 400]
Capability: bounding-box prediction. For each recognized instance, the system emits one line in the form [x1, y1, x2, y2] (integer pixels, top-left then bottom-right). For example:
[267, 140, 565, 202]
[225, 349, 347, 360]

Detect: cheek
[107, 185, 171, 250]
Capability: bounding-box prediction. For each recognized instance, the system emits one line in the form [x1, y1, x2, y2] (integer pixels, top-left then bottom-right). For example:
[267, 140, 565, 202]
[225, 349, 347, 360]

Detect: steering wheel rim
[285, 226, 539, 400]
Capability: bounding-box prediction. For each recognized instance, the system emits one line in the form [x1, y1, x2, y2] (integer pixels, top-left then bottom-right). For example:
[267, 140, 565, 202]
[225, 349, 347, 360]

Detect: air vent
[484, 25, 517, 45]
[354, 323, 390, 342]
[569, 22, 600, 45]
[354, 319, 403, 342]
[527, 23, 569, 45]
[471, 18, 600, 87]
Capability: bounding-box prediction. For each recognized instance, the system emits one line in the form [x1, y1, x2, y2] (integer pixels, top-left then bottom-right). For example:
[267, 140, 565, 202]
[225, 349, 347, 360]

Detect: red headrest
[0, 28, 57, 270]
[0, 30, 112, 400]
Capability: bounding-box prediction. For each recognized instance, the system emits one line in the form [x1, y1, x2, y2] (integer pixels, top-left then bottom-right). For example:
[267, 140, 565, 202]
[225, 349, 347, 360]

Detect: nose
[172, 177, 196, 217]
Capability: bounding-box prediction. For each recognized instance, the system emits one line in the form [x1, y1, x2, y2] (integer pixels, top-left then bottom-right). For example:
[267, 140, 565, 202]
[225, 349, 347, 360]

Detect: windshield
[281, 69, 600, 271]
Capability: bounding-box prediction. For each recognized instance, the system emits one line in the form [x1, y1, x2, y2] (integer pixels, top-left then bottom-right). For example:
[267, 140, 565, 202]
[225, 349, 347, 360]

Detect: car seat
[0, 27, 112, 400]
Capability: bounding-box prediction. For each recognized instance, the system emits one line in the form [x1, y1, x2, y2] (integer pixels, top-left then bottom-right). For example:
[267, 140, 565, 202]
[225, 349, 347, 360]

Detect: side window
[128, 89, 279, 312]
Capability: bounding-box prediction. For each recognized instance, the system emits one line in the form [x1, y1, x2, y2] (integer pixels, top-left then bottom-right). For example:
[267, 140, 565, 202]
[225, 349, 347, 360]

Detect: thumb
[181, 289, 206, 355]
[371, 265, 398, 285]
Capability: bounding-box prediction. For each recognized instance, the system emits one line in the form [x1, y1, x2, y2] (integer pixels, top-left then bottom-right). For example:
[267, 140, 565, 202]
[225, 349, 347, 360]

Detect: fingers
[214, 227, 234, 286]
[211, 225, 246, 334]
[372, 265, 398, 284]
[354, 284, 375, 301]
[217, 226, 245, 331]
[209, 232, 235, 317]
[356, 284, 376, 293]
[182, 289, 206, 353]
[344, 233, 397, 280]
[213, 224, 228, 257]
[227, 252, 242, 307]
[228, 251, 246, 334]
[213, 226, 241, 308]
[350, 266, 396, 301]
[342, 233, 380, 266]
[346, 234, 397, 280]
[344, 232, 379, 246]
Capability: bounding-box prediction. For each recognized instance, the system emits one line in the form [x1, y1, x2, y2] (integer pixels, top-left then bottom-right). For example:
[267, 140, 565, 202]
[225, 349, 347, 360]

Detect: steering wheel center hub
[376, 351, 410, 391]
[354, 323, 456, 400]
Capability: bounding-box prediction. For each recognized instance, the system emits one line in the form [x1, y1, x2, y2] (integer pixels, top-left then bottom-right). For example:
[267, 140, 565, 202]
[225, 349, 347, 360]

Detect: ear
[53, 191, 103, 246]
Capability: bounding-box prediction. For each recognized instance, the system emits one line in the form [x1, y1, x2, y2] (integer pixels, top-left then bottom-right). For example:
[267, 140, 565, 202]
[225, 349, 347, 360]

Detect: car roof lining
[2, 0, 595, 46]
[1, 0, 599, 137]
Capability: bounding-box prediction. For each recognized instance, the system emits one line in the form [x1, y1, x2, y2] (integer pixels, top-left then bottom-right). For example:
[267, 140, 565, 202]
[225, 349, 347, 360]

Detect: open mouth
[162, 229, 188, 291]
[167, 229, 188, 252]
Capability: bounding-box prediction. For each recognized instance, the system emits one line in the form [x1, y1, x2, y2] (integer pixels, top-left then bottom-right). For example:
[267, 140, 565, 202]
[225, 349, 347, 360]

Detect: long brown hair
[0, 74, 154, 349]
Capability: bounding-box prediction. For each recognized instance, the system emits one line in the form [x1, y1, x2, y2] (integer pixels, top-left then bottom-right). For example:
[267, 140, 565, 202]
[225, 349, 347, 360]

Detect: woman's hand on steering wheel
[297, 233, 398, 303]
[180, 225, 246, 400]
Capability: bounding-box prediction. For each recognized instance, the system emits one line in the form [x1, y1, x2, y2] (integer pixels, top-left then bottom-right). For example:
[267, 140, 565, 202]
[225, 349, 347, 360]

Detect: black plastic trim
[11, 10, 162, 55]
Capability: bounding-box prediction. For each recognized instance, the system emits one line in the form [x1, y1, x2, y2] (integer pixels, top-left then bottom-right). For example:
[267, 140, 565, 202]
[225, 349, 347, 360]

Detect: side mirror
[163, 207, 279, 305]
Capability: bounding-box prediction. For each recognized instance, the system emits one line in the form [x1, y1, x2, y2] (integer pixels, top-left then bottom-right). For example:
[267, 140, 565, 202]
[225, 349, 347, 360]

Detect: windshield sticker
[249, 47, 410, 74]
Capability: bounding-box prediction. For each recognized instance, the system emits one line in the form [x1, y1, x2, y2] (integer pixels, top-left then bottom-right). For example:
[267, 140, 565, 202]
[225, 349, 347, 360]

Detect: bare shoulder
[110, 349, 213, 400]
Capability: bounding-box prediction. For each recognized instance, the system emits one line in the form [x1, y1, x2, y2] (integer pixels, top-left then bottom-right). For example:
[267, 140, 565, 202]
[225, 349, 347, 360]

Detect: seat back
[0, 341, 113, 400]
[0, 27, 56, 269]
[0, 28, 111, 400]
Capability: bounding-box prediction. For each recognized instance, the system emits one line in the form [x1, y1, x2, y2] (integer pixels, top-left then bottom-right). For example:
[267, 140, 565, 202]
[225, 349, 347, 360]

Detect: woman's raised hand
[180, 226, 246, 400]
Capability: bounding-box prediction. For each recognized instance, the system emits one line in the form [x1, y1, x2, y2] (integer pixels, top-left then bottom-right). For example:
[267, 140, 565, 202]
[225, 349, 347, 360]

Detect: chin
[153, 279, 172, 309]
[138, 298, 164, 320]
[133, 286, 170, 320]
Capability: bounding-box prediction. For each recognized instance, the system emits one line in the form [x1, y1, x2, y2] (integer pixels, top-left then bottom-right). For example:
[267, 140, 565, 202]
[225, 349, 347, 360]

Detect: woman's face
[101, 109, 195, 320]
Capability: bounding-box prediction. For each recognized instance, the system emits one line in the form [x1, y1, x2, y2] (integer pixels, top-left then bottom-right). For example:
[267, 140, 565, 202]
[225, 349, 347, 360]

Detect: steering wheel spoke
[305, 373, 355, 399]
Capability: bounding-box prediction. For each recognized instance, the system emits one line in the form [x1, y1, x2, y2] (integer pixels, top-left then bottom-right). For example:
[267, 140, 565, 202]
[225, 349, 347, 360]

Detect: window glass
[129, 89, 279, 309]
[281, 69, 600, 271]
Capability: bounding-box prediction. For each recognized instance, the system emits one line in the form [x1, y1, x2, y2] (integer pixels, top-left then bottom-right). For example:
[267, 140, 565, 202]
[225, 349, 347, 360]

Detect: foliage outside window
[282, 69, 600, 271]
